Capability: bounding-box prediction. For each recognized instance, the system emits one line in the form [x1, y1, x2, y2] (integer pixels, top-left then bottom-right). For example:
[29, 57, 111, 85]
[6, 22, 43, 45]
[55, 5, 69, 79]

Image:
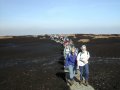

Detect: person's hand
[64, 66, 68, 69]
[83, 60, 88, 64]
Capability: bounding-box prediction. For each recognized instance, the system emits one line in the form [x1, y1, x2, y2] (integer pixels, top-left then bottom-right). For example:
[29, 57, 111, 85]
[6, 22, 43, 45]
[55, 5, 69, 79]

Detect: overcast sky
[0, 0, 120, 35]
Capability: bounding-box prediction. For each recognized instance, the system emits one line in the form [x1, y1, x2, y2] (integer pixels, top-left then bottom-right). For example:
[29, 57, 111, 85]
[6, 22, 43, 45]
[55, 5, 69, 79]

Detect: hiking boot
[79, 80, 83, 85]
[70, 79, 74, 86]
[84, 80, 89, 86]
[75, 71, 77, 74]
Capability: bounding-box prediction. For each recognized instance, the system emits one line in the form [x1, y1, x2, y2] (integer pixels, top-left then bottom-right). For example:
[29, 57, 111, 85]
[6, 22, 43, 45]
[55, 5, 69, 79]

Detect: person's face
[66, 45, 69, 48]
[71, 48, 75, 54]
[81, 47, 86, 52]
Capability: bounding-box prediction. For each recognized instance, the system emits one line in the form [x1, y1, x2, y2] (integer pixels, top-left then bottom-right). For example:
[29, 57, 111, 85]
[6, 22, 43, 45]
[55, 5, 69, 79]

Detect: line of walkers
[49, 35, 90, 86]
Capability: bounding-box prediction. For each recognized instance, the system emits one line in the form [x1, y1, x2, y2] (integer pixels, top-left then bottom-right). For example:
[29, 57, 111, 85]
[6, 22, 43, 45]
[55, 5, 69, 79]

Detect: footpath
[50, 35, 94, 90]
[65, 70, 94, 90]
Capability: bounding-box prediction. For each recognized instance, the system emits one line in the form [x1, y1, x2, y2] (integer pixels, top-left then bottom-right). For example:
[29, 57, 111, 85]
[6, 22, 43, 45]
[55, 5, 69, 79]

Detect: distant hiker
[63, 40, 68, 47]
[69, 39, 74, 48]
[63, 37, 69, 47]
[65, 47, 77, 85]
[75, 48, 79, 56]
[63, 45, 71, 59]
[77, 45, 90, 86]
[74, 47, 79, 74]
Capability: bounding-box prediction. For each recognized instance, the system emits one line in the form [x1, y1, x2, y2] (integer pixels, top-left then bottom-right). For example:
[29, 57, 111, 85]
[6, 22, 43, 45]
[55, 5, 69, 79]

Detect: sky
[0, 0, 120, 35]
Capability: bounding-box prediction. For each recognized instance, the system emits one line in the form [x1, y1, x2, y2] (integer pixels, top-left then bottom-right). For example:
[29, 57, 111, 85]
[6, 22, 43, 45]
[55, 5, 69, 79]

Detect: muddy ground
[0, 35, 120, 90]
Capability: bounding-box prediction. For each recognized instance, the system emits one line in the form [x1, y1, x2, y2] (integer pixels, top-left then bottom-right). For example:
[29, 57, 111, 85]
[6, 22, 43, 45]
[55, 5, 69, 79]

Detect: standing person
[65, 47, 77, 85]
[77, 45, 90, 86]
[63, 45, 71, 59]
[74, 47, 79, 74]
[69, 39, 74, 48]
[75, 47, 79, 56]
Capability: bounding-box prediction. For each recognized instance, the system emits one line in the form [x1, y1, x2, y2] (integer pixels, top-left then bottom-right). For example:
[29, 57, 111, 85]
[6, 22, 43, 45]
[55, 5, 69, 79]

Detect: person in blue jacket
[65, 47, 77, 85]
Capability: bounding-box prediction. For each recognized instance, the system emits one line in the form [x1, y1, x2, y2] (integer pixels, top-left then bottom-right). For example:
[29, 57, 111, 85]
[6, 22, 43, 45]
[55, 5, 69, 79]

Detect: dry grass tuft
[0, 36, 13, 39]
[78, 39, 90, 43]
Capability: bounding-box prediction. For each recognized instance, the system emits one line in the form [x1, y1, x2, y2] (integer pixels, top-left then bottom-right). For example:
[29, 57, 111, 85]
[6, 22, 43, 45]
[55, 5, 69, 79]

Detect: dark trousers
[79, 63, 89, 81]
